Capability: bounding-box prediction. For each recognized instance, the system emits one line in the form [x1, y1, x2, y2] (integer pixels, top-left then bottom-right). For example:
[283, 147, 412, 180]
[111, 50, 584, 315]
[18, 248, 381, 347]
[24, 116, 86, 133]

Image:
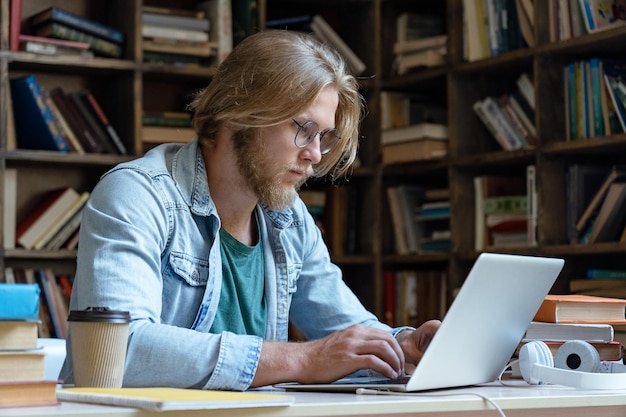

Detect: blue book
[31, 7, 125, 45]
[10, 75, 71, 152]
[0, 283, 40, 320]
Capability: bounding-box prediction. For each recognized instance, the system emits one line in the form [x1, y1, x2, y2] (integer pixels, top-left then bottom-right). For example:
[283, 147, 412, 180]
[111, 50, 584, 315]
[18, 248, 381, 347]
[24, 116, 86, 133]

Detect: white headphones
[518, 340, 626, 389]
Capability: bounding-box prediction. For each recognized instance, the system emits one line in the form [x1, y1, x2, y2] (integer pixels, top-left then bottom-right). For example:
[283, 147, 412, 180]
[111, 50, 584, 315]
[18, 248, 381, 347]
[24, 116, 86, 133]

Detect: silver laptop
[276, 253, 564, 392]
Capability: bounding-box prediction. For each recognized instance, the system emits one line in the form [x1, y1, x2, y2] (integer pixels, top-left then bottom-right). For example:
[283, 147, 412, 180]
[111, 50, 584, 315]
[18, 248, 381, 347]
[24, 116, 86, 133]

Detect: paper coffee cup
[68, 307, 130, 388]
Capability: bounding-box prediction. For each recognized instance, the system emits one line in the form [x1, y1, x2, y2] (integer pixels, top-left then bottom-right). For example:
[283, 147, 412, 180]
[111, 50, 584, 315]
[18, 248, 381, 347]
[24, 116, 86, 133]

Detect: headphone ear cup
[554, 340, 601, 373]
[519, 340, 554, 385]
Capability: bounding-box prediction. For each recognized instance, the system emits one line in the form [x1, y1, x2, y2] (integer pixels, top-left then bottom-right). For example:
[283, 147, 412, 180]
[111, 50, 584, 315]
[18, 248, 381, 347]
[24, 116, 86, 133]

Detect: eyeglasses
[292, 119, 341, 155]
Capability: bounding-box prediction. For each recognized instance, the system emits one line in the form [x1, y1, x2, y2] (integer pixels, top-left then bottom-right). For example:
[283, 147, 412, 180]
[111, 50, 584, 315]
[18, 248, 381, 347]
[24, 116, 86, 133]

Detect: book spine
[142, 24, 209, 42]
[46, 7, 125, 44]
[83, 92, 127, 154]
[483, 195, 528, 213]
[70, 93, 117, 154]
[9, 0, 22, 51]
[10, 75, 70, 152]
[49, 88, 104, 153]
[472, 99, 513, 150]
[142, 12, 210, 31]
[37, 23, 122, 58]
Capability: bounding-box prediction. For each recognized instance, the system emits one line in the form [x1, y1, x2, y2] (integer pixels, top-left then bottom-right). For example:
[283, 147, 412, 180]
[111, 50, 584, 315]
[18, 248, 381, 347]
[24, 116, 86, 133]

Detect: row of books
[383, 269, 447, 328]
[550, 0, 626, 42]
[379, 91, 449, 165]
[474, 166, 537, 250]
[472, 73, 537, 151]
[565, 58, 626, 140]
[11, 5, 126, 58]
[4, 268, 73, 340]
[264, 14, 366, 76]
[462, 0, 529, 62]
[568, 165, 626, 244]
[141, 5, 217, 67]
[387, 185, 451, 255]
[9, 74, 126, 155]
[392, 12, 447, 76]
[0, 283, 58, 407]
[15, 186, 87, 252]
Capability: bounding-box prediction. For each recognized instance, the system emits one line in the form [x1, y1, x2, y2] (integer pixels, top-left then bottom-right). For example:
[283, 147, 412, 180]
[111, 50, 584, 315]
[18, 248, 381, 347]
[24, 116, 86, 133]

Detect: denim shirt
[59, 140, 398, 391]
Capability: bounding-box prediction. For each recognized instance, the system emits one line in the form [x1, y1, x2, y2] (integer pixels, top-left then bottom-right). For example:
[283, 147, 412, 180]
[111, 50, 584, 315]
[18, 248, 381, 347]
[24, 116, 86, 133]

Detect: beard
[233, 129, 312, 210]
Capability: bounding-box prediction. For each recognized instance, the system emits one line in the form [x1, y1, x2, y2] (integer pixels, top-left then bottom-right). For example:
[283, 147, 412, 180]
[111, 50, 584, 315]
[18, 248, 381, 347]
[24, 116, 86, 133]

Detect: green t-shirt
[210, 227, 266, 338]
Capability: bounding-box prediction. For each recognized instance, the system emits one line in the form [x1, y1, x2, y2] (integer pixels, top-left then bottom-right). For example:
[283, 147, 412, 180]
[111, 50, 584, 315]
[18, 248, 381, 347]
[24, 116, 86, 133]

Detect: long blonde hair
[189, 30, 363, 179]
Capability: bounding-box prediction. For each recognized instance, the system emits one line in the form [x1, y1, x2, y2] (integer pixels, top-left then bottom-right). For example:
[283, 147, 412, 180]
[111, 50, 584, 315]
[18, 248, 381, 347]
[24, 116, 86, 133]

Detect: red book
[16, 187, 80, 250]
[9, 0, 22, 51]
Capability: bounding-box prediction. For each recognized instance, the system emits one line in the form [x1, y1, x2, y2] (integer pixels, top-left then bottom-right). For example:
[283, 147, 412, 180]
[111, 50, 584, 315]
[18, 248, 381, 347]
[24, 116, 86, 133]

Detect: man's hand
[251, 324, 405, 387]
[395, 319, 441, 374]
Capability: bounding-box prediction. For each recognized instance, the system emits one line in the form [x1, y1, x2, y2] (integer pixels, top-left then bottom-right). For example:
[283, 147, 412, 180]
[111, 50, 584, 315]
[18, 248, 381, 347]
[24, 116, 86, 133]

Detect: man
[60, 30, 440, 391]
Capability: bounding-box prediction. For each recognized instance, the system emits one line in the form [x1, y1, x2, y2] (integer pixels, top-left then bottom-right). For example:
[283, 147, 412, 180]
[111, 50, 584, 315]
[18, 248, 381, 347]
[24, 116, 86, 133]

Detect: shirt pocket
[167, 252, 210, 286]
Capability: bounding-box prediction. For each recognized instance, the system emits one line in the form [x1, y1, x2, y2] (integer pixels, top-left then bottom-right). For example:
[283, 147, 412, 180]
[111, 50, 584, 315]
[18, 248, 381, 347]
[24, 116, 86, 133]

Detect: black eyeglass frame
[292, 119, 341, 155]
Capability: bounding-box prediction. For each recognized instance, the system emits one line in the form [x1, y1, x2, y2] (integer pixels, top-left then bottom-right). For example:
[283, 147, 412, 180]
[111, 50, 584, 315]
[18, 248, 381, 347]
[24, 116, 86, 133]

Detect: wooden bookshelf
[3, 0, 626, 331]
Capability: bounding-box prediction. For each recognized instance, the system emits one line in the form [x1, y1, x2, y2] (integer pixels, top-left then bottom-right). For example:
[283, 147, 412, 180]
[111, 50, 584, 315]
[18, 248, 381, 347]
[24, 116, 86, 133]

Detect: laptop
[276, 253, 564, 392]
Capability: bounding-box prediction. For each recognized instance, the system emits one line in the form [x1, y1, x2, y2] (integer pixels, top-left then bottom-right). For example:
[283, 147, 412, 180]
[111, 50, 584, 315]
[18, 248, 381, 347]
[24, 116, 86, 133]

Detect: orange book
[534, 294, 626, 324]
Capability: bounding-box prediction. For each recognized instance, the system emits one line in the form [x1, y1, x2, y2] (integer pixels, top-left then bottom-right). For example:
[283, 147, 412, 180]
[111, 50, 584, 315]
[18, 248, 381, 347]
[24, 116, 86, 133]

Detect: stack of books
[141, 5, 216, 67]
[0, 283, 58, 407]
[29, 7, 125, 58]
[16, 186, 89, 252]
[10, 74, 127, 155]
[393, 12, 447, 75]
[142, 111, 195, 148]
[380, 91, 448, 165]
[472, 72, 536, 151]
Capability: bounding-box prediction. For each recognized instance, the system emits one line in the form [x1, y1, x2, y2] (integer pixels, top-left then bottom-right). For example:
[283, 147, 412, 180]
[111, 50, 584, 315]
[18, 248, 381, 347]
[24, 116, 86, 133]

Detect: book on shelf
[585, 181, 626, 244]
[386, 185, 425, 255]
[49, 87, 105, 153]
[381, 123, 448, 145]
[142, 39, 216, 57]
[522, 321, 615, 341]
[0, 380, 59, 408]
[579, 0, 626, 32]
[0, 351, 45, 382]
[57, 387, 294, 411]
[35, 22, 123, 58]
[473, 96, 529, 150]
[396, 12, 444, 43]
[393, 34, 447, 55]
[380, 91, 447, 131]
[197, 0, 233, 63]
[575, 165, 626, 238]
[143, 126, 196, 144]
[44, 203, 86, 251]
[310, 15, 366, 76]
[16, 187, 81, 250]
[566, 164, 611, 244]
[8, 0, 22, 51]
[533, 294, 626, 324]
[473, 174, 527, 250]
[30, 6, 125, 45]
[33, 191, 90, 250]
[0, 320, 39, 350]
[142, 24, 210, 43]
[394, 48, 446, 75]
[35, 269, 68, 339]
[143, 111, 193, 127]
[381, 138, 448, 166]
[19, 33, 94, 57]
[587, 269, 626, 279]
[42, 89, 85, 154]
[79, 91, 127, 154]
[9, 74, 71, 153]
[69, 92, 119, 154]
[142, 8, 210, 31]
[602, 60, 626, 133]
[3, 168, 17, 250]
[143, 5, 208, 19]
[0, 283, 40, 320]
